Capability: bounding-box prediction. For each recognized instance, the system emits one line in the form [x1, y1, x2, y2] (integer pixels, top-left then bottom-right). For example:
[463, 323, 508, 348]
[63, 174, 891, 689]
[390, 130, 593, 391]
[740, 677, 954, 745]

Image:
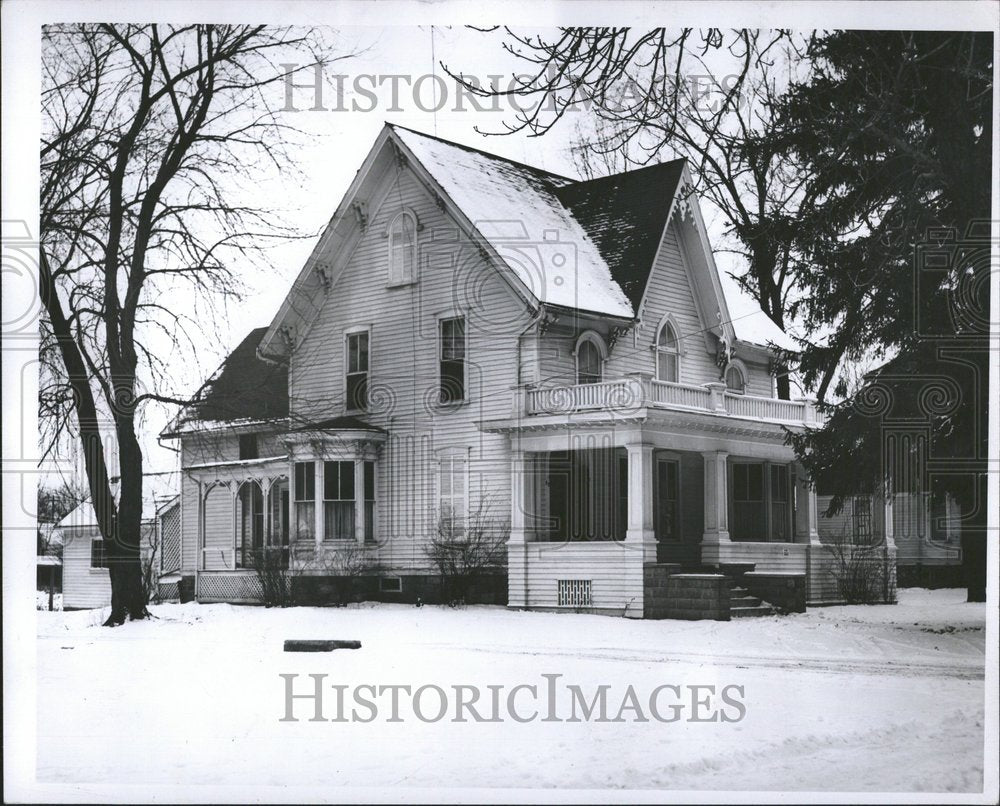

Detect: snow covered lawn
[37, 588, 986, 795]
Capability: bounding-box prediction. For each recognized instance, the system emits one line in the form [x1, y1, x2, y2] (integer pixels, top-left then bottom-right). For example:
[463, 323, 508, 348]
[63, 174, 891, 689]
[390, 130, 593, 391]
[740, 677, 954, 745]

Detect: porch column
[197, 479, 205, 573]
[701, 450, 730, 545]
[874, 484, 896, 550]
[507, 446, 530, 608]
[354, 457, 365, 544]
[314, 459, 324, 547]
[794, 466, 821, 544]
[625, 443, 656, 561]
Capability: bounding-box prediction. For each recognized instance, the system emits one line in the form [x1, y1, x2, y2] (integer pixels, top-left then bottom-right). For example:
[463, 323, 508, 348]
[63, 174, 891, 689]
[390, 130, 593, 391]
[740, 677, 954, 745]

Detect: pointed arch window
[387, 211, 417, 286]
[575, 332, 605, 385]
[655, 320, 680, 383]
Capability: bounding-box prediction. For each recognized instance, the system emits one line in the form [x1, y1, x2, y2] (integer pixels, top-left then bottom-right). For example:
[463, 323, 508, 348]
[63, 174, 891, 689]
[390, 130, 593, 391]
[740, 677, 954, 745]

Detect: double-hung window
[90, 539, 108, 569]
[656, 321, 680, 383]
[294, 461, 315, 541]
[439, 317, 466, 403]
[363, 461, 376, 543]
[388, 212, 417, 285]
[346, 331, 369, 412]
[323, 460, 355, 541]
[438, 454, 467, 537]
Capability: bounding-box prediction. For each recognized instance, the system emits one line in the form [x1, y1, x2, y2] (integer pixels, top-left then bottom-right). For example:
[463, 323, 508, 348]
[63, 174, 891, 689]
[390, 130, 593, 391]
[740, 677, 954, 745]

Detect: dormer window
[655, 320, 680, 383]
[387, 211, 417, 286]
[725, 362, 747, 395]
[575, 332, 605, 385]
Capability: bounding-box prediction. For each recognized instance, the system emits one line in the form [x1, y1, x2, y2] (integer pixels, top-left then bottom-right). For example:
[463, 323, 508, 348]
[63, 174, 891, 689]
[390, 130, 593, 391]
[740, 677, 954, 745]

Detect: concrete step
[729, 586, 749, 596]
[731, 604, 778, 618]
[730, 594, 762, 608]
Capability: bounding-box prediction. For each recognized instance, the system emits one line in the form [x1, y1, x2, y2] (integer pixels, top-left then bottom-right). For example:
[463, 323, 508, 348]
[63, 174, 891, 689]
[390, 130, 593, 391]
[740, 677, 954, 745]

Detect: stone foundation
[743, 572, 806, 613]
[644, 567, 730, 621]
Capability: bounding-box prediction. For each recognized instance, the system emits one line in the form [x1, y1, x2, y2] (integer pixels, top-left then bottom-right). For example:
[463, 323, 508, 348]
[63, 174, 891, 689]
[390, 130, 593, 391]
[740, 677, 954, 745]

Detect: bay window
[323, 460, 355, 541]
[294, 461, 315, 541]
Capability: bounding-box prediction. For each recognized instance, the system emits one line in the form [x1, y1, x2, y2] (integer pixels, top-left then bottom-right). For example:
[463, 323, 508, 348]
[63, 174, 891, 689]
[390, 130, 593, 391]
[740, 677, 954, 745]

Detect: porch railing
[522, 376, 819, 426]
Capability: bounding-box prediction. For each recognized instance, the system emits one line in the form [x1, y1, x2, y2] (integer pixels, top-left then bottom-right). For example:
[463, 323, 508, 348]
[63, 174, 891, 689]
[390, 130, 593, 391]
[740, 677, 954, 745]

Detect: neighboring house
[36, 521, 62, 593]
[36, 556, 62, 594]
[59, 472, 178, 610]
[160, 123, 897, 617]
[818, 489, 962, 589]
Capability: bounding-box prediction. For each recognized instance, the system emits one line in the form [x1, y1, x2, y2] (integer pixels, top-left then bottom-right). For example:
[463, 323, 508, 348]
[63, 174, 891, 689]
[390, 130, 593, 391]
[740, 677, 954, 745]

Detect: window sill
[435, 399, 469, 412]
[385, 280, 418, 290]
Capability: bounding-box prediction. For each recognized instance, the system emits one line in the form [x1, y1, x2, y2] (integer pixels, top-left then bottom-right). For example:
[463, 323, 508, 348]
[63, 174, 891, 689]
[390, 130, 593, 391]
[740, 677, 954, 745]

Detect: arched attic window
[655, 318, 681, 383]
[725, 361, 747, 395]
[387, 210, 417, 285]
[574, 331, 606, 385]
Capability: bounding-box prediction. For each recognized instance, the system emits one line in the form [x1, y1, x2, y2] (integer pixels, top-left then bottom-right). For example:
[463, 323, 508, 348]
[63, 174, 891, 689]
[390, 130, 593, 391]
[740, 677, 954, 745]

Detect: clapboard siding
[203, 484, 234, 570]
[62, 523, 156, 610]
[702, 541, 808, 574]
[519, 542, 645, 617]
[535, 220, 775, 396]
[288, 164, 522, 569]
[893, 492, 963, 566]
[611, 222, 721, 385]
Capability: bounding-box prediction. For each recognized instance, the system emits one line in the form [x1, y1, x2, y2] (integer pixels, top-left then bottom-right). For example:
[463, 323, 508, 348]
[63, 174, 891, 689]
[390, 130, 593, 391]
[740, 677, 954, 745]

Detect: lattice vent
[557, 579, 593, 607]
[197, 574, 263, 603]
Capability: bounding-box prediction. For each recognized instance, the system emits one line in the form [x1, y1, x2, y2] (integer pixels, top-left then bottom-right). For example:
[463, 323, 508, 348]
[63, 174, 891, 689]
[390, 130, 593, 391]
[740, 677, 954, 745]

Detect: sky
[32, 25, 841, 481]
[108, 25, 767, 476]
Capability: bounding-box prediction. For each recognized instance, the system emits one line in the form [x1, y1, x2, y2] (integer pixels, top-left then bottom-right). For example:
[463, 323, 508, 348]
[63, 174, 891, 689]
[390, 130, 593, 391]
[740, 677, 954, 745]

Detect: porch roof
[290, 415, 386, 433]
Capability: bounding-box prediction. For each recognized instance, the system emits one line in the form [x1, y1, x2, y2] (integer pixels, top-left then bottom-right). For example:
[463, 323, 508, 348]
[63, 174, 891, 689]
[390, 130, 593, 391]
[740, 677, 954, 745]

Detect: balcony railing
[522, 376, 820, 426]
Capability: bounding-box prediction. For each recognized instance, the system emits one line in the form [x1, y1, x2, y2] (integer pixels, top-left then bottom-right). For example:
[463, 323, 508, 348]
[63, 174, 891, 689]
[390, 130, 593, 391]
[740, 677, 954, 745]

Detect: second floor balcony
[515, 374, 821, 427]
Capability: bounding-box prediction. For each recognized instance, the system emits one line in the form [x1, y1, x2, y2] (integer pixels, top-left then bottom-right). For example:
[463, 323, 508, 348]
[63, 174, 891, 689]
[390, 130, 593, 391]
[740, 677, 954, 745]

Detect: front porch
[490, 391, 894, 618]
[186, 418, 386, 603]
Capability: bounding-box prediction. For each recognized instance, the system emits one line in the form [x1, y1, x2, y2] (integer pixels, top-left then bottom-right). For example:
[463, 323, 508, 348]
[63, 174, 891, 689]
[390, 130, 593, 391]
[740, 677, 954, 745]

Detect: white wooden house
[59, 472, 178, 610]
[160, 124, 897, 617]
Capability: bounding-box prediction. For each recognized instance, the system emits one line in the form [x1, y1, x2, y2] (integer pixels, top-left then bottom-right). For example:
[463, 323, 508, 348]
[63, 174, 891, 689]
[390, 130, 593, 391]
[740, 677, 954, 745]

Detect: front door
[655, 457, 679, 541]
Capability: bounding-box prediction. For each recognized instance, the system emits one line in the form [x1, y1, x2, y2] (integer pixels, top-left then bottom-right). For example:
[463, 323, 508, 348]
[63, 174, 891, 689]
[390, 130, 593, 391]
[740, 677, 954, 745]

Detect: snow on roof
[718, 271, 799, 353]
[392, 125, 634, 319]
[57, 471, 179, 529]
[163, 327, 288, 436]
[554, 160, 686, 311]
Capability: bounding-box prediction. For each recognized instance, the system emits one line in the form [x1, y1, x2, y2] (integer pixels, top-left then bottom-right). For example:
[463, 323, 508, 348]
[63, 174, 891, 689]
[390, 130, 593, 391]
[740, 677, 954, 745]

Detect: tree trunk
[103, 420, 150, 625]
[104, 532, 150, 625]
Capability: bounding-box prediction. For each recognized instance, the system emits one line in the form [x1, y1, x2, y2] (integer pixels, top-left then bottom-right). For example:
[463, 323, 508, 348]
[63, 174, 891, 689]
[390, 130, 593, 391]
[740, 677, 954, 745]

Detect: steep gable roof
[553, 159, 686, 311]
[162, 327, 288, 436]
[260, 123, 794, 365]
[391, 125, 634, 319]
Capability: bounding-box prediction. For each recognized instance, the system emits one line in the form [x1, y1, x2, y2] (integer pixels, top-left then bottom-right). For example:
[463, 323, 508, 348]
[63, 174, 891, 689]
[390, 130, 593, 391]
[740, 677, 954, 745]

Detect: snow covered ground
[36, 588, 987, 797]
[35, 590, 62, 611]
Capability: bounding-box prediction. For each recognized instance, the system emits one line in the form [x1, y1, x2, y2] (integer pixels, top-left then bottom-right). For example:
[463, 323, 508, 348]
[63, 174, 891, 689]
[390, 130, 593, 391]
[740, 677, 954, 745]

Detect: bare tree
[39, 24, 349, 624]
[444, 29, 820, 398]
[425, 497, 509, 605]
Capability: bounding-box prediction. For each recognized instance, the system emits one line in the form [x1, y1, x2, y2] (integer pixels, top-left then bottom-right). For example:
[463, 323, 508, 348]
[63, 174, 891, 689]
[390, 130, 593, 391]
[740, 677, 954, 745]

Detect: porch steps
[728, 583, 779, 618]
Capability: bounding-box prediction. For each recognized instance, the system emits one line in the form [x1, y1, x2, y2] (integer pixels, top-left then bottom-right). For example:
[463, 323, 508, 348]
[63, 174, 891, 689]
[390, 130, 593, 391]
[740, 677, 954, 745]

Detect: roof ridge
[387, 122, 576, 184]
[559, 157, 688, 192]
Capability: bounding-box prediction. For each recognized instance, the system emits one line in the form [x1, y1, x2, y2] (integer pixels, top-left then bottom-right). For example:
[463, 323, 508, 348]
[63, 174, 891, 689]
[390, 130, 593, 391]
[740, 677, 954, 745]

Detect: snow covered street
[36, 588, 986, 795]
